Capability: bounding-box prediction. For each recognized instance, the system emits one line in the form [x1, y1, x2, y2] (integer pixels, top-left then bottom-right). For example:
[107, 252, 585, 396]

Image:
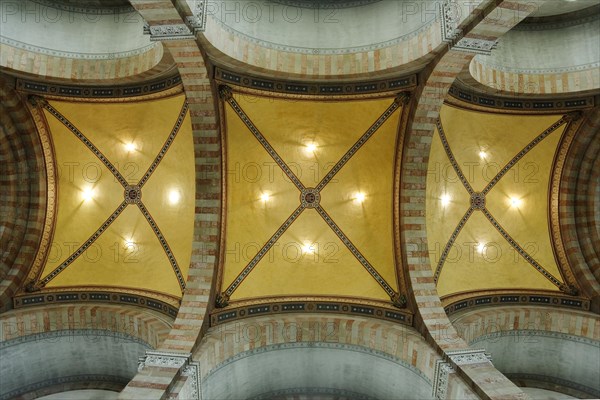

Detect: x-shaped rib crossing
[433, 114, 578, 295]
[35, 99, 188, 291]
[217, 86, 408, 308]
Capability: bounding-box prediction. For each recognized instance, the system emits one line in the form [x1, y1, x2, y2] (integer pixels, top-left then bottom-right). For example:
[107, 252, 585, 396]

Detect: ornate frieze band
[215, 67, 417, 97]
[211, 298, 412, 327]
[13, 289, 179, 317]
[447, 84, 595, 112]
[443, 291, 590, 315]
[17, 75, 183, 99]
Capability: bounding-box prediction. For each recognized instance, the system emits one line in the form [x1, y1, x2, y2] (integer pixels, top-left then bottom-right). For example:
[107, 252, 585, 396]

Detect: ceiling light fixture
[124, 142, 136, 152]
[476, 242, 485, 254]
[305, 143, 317, 154]
[509, 197, 522, 208]
[441, 194, 451, 207]
[354, 192, 366, 203]
[81, 187, 95, 201]
[168, 190, 181, 205]
[302, 242, 315, 254]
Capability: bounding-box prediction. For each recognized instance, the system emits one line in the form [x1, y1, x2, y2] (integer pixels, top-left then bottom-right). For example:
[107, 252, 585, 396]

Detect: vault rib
[220, 85, 306, 192]
[39, 201, 128, 286]
[42, 101, 129, 188]
[137, 101, 189, 188]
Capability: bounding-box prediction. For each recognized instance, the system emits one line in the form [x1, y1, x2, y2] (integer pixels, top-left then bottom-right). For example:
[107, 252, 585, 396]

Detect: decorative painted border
[215, 67, 417, 97]
[211, 298, 412, 327]
[470, 329, 600, 347]
[13, 290, 179, 318]
[474, 59, 600, 76]
[16, 74, 182, 99]
[447, 85, 595, 112]
[443, 292, 590, 316]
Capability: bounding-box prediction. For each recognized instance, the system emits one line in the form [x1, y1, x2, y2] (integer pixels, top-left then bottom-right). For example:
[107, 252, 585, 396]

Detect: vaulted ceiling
[23, 93, 195, 307]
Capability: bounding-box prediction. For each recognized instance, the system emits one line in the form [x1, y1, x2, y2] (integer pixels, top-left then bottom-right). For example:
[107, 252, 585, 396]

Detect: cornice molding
[215, 67, 417, 97]
[15, 75, 183, 99]
[210, 298, 412, 327]
[447, 84, 596, 112]
[443, 291, 590, 316]
[138, 350, 200, 400]
[433, 349, 492, 399]
[142, 1, 208, 41]
[439, 0, 497, 55]
[13, 289, 180, 317]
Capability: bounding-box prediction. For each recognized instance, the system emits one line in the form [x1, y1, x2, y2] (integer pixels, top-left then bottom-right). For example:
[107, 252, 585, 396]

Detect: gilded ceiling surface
[220, 89, 404, 305]
[426, 104, 573, 299]
[31, 94, 194, 301]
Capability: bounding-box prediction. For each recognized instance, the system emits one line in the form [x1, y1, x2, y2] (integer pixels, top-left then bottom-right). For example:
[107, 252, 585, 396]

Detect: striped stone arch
[0, 303, 173, 349]
[0, 78, 46, 312]
[118, 2, 222, 397]
[398, 0, 548, 398]
[194, 314, 440, 380]
[449, 305, 599, 343]
[0, 303, 173, 400]
[558, 107, 600, 303]
[469, 58, 600, 95]
[0, 42, 168, 82]
[449, 305, 600, 398]
[201, 16, 441, 80]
